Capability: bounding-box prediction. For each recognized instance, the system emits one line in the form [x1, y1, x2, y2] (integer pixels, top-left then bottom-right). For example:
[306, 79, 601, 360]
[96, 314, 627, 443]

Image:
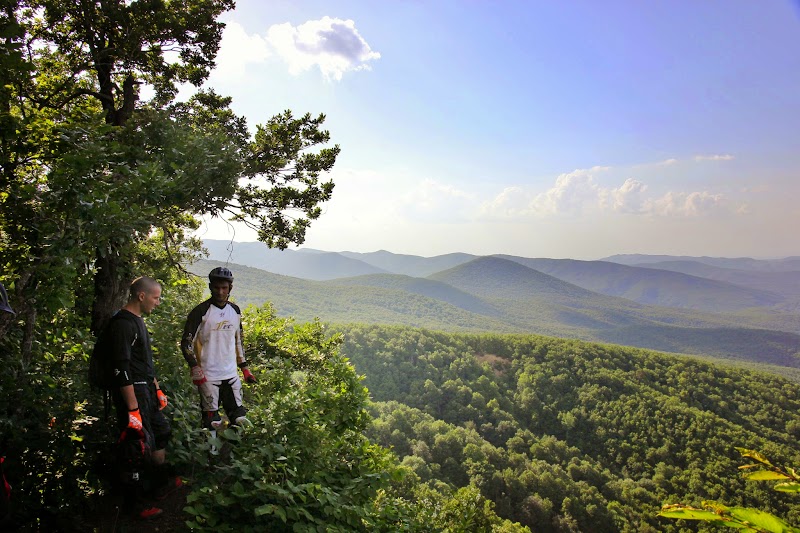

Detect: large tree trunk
[91, 251, 126, 335]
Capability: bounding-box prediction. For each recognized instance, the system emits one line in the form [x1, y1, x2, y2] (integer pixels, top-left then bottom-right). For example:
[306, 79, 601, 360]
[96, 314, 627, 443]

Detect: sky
[192, 0, 800, 260]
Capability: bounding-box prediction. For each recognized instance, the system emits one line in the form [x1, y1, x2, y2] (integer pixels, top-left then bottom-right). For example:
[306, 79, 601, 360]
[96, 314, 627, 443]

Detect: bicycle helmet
[208, 267, 234, 283]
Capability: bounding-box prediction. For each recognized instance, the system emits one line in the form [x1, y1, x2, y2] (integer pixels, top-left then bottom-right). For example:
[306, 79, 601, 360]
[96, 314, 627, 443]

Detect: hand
[191, 365, 207, 386]
[156, 389, 168, 410]
[242, 367, 256, 384]
[126, 408, 144, 440]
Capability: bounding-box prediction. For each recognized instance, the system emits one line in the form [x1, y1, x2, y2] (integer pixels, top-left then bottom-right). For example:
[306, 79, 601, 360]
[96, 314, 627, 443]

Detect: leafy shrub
[183, 305, 397, 531]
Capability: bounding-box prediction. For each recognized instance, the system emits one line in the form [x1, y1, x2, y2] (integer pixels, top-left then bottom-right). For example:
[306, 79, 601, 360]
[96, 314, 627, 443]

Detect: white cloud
[644, 190, 726, 216]
[212, 22, 271, 81]
[479, 166, 729, 220]
[531, 168, 605, 214]
[480, 167, 608, 219]
[479, 186, 530, 219]
[605, 178, 649, 213]
[267, 17, 381, 81]
[694, 154, 734, 161]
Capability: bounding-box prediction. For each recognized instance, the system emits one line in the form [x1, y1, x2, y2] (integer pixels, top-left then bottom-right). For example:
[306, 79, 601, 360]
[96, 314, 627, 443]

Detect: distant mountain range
[192, 240, 800, 368]
[603, 253, 800, 272]
[202, 239, 800, 310]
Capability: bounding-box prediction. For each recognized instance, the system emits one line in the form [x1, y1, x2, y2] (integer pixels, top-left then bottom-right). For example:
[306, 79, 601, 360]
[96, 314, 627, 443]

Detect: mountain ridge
[203, 240, 798, 315]
[189, 257, 800, 369]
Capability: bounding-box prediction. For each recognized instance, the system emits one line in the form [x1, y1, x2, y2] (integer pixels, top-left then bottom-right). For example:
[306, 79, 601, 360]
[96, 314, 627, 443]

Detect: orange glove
[156, 389, 168, 410]
[126, 408, 144, 440]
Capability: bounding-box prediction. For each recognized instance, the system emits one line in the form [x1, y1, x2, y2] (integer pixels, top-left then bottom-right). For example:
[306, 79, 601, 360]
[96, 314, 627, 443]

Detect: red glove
[242, 367, 256, 384]
[126, 408, 144, 440]
[191, 365, 207, 386]
[156, 389, 168, 410]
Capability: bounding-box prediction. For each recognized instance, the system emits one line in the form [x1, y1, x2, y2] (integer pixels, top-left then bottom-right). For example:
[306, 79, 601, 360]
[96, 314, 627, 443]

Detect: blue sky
[195, 0, 800, 259]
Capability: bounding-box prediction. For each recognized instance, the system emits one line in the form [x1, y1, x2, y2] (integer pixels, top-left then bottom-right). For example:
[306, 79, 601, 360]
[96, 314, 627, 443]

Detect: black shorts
[113, 382, 171, 451]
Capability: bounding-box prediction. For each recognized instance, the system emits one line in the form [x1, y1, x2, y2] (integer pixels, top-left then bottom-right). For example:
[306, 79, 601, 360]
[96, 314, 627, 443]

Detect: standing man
[181, 267, 256, 432]
[110, 276, 179, 520]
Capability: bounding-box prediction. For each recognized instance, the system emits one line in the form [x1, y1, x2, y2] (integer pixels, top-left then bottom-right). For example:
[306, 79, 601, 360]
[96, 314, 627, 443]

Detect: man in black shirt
[109, 276, 179, 519]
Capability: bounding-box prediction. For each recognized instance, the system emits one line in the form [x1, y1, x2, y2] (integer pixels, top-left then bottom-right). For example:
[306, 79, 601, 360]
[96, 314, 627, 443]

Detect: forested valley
[338, 324, 800, 531]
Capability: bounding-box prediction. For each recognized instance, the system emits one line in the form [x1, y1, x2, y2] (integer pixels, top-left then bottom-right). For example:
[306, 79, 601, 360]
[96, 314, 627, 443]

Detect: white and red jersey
[181, 299, 246, 381]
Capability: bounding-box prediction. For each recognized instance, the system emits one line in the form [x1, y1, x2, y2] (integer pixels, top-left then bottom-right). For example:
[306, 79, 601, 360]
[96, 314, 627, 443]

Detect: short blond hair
[128, 276, 160, 301]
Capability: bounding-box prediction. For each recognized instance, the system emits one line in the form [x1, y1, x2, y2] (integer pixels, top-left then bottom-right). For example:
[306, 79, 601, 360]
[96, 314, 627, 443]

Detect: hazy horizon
[202, 238, 798, 262]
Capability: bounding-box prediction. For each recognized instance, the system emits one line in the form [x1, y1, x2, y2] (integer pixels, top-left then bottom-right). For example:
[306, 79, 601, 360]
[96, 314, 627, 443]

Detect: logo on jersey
[213, 320, 235, 331]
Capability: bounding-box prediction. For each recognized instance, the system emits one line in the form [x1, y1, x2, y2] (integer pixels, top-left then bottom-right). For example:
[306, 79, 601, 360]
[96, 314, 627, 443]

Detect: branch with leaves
[659, 447, 800, 532]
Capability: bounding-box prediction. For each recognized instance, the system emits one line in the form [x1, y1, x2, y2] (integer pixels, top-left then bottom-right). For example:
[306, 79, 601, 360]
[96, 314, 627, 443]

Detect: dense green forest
[337, 324, 800, 531]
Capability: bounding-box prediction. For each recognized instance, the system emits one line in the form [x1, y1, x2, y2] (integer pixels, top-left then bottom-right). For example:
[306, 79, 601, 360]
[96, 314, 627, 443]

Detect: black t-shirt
[109, 309, 155, 383]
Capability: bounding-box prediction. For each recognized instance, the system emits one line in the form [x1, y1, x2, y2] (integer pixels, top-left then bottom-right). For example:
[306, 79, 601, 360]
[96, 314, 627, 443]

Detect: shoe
[154, 476, 182, 501]
[209, 429, 219, 455]
[234, 416, 252, 427]
[138, 506, 163, 520]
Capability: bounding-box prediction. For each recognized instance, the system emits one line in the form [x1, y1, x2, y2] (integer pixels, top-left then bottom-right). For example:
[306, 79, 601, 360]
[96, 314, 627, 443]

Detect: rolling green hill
[331, 273, 503, 318]
[203, 241, 798, 319]
[635, 260, 800, 299]
[203, 239, 388, 280]
[496, 255, 786, 311]
[190, 260, 518, 333]
[190, 258, 800, 368]
[338, 249, 477, 277]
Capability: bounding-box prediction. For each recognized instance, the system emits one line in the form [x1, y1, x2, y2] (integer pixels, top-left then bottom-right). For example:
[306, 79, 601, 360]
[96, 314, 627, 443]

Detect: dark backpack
[88, 312, 138, 415]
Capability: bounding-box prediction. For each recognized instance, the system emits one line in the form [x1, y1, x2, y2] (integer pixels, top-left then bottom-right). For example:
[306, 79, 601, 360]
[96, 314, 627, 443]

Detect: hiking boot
[138, 506, 163, 520]
[153, 476, 182, 501]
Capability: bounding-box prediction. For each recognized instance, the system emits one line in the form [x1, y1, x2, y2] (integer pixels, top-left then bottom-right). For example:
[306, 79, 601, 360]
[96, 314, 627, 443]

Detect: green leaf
[223, 427, 241, 441]
[744, 471, 791, 481]
[727, 507, 798, 533]
[774, 482, 800, 493]
[659, 508, 724, 521]
[736, 448, 774, 467]
[255, 504, 275, 517]
[232, 481, 247, 497]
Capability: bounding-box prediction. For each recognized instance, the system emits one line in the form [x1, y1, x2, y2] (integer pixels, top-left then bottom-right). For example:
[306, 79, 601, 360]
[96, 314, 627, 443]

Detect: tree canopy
[0, 0, 338, 348]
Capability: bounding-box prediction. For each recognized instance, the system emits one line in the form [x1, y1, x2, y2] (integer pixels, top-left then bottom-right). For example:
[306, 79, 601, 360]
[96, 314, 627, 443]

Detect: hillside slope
[338, 250, 477, 277]
[190, 260, 518, 333]
[603, 253, 800, 272]
[191, 258, 800, 367]
[496, 255, 786, 312]
[203, 239, 387, 280]
[339, 324, 800, 532]
[635, 260, 800, 299]
[330, 273, 502, 318]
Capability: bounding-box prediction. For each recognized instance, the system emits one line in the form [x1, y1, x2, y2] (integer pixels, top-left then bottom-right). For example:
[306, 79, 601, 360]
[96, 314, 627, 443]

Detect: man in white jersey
[181, 267, 256, 430]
